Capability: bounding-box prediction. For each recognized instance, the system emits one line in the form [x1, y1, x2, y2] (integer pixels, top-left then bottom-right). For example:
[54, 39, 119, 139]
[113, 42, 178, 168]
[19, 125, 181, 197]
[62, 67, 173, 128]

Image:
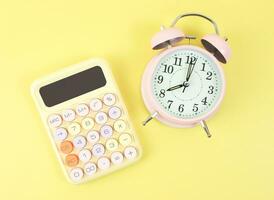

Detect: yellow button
[81, 117, 94, 130]
[114, 120, 126, 133]
[106, 138, 119, 151]
[119, 133, 132, 147]
[68, 122, 81, 135]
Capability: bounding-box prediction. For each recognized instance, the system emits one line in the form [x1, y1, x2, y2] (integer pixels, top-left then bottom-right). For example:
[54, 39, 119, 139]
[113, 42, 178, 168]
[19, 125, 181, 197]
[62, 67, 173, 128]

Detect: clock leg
[200, 120, 212, 138]
[142, 112, 158, 126]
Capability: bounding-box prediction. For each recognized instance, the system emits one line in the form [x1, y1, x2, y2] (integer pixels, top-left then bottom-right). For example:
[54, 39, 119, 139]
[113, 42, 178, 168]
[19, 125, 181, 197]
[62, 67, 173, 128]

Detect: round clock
[141, 13, 231, 137]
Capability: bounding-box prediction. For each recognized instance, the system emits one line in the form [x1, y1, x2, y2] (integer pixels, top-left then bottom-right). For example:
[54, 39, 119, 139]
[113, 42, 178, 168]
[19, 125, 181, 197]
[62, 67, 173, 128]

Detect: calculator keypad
[47, 93, 140, 183]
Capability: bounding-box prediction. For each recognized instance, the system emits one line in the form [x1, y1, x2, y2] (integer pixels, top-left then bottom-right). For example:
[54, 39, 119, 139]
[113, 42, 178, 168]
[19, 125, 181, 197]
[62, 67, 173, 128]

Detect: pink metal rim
[141, 45, 226, 128]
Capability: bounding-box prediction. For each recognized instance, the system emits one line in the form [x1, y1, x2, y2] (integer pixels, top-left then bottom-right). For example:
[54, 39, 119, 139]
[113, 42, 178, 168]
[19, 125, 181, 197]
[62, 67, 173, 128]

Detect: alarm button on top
[103, 93, 116, 106]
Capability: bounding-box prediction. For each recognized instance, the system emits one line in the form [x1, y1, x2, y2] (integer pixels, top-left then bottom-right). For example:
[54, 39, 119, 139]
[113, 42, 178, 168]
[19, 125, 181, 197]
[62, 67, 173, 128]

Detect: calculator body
[31, 58, 142, 184]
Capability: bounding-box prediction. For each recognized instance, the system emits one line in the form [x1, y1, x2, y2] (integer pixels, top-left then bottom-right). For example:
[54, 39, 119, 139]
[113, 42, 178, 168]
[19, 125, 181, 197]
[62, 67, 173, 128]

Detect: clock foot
[200, 120, 211, 138]
[142, 112, 158, 126]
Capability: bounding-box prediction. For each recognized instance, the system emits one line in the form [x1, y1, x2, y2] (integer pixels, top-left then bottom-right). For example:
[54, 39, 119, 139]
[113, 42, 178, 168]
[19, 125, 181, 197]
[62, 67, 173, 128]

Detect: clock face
[152, 47, 223, 119]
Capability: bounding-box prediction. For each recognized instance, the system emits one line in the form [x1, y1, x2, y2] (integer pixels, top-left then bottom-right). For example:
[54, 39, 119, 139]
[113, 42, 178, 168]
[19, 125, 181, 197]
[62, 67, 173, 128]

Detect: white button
[90, 98, 103, 111]
[81, 117, 94, 130]
[54, 128, 68, 141]
[92, 143, 105, 157]
[76, 104, 89, 117]
[68, 122, 81, 135]
[111, 152, 124, 164]
[84, 162, 97, 176]
[103, 93, 116, 106]
[97, 157, 110, 170]
[79, 149, 92, 163]
[124, 146, 137, 160]
[62, 109, 76, 122]
[119, 133, 132, 146]
[70, 168, 84, 182]
[100, 125, 113, 138]
[95, 112, 108, 125]
[114, 120, 127, 132]
[106, 138, 119, 151]
[87, 131, 100, 144]
[108, 106, 122, 120]
[73, 135, 87, 149]
[48, 114, 62, 128]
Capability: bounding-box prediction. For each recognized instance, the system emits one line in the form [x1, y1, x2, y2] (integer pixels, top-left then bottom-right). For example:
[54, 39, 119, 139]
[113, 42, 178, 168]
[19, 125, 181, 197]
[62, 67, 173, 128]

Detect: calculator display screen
[40, 66, 107, 107]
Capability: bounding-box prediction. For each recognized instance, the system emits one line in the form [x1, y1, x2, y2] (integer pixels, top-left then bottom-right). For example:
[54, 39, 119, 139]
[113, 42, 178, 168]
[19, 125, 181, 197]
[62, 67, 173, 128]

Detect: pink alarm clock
[141, 13, 231, 137]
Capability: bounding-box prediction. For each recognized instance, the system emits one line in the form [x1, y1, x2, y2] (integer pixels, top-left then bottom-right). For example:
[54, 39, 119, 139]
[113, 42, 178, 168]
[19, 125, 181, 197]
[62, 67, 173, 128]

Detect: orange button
[60, 140, 74, 154]
[65, 154, 79, 167]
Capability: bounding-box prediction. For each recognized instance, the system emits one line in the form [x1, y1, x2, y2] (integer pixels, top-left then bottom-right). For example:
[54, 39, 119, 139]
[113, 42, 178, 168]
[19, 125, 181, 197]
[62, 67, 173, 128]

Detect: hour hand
[167, 84, 184, 91]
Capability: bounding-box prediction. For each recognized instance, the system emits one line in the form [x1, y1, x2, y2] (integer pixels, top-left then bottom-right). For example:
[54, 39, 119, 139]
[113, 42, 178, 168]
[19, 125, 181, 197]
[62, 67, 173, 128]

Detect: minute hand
[186, 63, 195, 81]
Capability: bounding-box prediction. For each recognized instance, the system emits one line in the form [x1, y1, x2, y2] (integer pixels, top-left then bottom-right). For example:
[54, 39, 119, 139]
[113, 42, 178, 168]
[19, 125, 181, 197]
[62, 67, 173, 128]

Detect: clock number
[186, 56, 198, 66]
[178, 104, 184, 113]
[206, 71, 213, 80]
[167, 100, 173, 109]
[192, 103, 199, 112]
[163, 64, 174, 74]
[159, 89, 165, 98]
[201, 97, 208, 105]
[208, 86, 214, 94]
[174, 57, 182, 66]
[157, 75, 163, 84]
[201, 63, 206, 71]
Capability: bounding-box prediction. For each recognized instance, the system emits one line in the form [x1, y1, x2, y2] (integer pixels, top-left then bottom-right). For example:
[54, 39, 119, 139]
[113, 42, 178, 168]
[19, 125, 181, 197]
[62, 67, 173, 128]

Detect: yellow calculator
[31, 58, 142, 184]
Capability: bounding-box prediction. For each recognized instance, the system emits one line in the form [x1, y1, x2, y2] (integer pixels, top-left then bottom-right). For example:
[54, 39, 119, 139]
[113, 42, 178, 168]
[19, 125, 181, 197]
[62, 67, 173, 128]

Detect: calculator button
[87, 131, 100, 144]
[103, 93, 116, 106]
[111, 152, 124, 164]
[100, 125, 113, 138]
[62, 109, 76, 122]
[54, 128, 68, 141]
[76, 104, 89, 117]
[81, 117, 94, 130]
[91, 143, 105, 157]
[95, 112, 108, 125]
[90, 98, 103, 111]
[113, 120, 126, 133]
[65, 154, 79, 167]
[60, 140, 74, 154]
[73, 135, 87, 149]
[106, 138, 119, 151]
[124, 146, 137, 160]
[97, 157, 110, 170]
[48, 114, 62, 128]
[119, 133, 132, 146]
[108, 106, 122, 120]
[68, 122, 81, 135]
[84, 162, 97, 176]
[70, 168, 83, 182]
[79, 149, 92, 163]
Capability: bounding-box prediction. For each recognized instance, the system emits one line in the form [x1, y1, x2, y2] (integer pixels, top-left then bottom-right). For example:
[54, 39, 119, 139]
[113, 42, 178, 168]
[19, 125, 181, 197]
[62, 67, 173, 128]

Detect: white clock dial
[152, 48, 223, 119]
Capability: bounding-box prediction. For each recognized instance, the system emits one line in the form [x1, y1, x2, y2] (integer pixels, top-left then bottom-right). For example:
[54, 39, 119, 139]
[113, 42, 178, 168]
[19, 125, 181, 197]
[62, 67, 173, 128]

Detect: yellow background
[1, 0, 274, 199]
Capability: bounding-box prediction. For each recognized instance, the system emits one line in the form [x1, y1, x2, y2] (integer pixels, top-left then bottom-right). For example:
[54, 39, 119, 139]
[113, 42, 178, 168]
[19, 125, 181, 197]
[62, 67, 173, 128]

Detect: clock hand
[167, 81, 190, 92]
[167, 84, 184, 91]
[186, 63, 195, 82]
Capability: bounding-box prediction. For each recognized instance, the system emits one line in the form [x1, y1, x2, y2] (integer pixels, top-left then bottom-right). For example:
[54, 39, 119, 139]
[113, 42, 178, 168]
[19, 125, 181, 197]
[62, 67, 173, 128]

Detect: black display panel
[40, 66, 106, 107]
